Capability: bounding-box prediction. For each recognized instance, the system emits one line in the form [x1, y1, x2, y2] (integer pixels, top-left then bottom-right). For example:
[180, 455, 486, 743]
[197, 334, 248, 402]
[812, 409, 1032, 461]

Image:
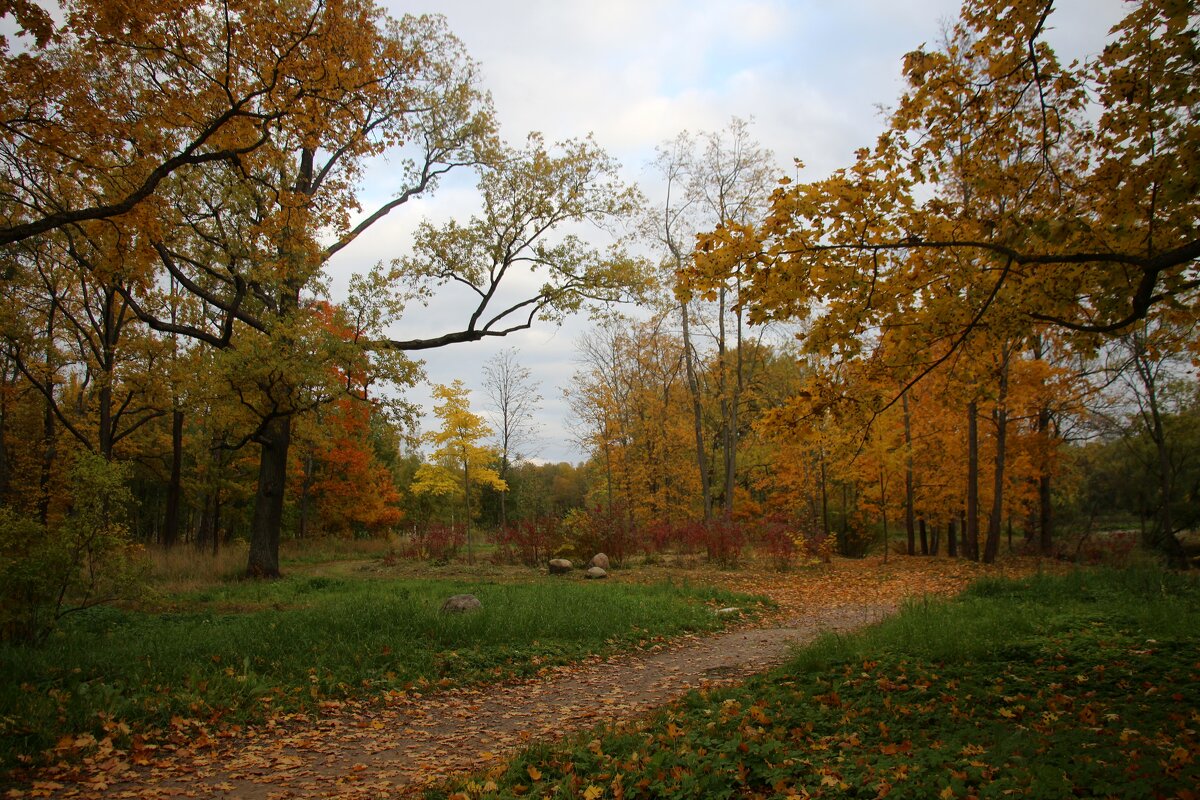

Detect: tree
[482, 348, 541, 526]
[648, 120, 777, 520]
[1103, 313, 1197, 565]
[687, 0, 1199, 403]
[59, 6, 641, 577]
[411, 381, 506, 563]
[0, 0, 388, 246]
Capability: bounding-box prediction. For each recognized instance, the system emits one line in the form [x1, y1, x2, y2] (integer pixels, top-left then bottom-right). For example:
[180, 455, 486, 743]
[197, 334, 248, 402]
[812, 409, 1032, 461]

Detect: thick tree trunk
[162, 409, 184, 548]
[1038, 473, 1053, 555]
[247, 414, 291, 578]
[918, 516, 929, 556]
[947, 518, 957, 557]
[966, 401, 979, 561]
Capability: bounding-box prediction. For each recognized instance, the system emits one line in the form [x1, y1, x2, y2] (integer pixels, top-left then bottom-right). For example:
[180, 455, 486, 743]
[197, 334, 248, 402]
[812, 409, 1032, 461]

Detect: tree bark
[247, 414, 291, 578]
[879, 467, 889, 563]
[984, 352, 1010, 565]
[38, 307, 56, 525]
[966, 400, 979, 561]
[903, 394, 916, 556]
[162, 409, 184, 548]
[680, 302, 713, 521]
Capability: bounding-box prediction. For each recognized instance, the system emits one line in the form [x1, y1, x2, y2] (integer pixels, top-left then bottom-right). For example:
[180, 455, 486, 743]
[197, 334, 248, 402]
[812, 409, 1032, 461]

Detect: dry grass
[146, 541, 249, 593]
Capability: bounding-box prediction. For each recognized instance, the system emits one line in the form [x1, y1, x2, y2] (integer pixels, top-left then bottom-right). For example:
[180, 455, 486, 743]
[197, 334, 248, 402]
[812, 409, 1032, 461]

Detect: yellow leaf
[584, 785, 604, 799]
[526, 764, 543, 782]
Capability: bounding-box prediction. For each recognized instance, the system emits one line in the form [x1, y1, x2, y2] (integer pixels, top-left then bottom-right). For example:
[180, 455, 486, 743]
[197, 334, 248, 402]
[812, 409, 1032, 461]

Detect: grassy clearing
[437, 567, 1200, 800]
[0, 573, 756, 774]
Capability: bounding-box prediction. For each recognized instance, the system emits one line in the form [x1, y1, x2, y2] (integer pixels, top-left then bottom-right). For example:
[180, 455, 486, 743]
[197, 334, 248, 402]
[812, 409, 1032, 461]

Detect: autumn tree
[1100, 312, 1198, 565]
[689, 1, 1198, 377]
[0, 0, 386, 246]
[411, 380, 506, 563]
[568, 313, 703, 530]
[647, 119, 777, 520]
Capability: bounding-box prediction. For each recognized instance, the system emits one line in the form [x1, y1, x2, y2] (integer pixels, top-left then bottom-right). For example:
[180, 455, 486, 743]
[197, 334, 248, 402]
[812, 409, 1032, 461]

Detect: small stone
[440, 594, 481, 614]
[589, 553, 611, 570]
[715, 607, 740, 616]
[548, 558, 573, 575]
[585, 566, 608, 580]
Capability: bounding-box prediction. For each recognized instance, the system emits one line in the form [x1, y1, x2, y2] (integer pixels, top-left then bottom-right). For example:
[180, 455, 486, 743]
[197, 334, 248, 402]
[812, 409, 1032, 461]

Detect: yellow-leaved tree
[411, 381, 506, 563]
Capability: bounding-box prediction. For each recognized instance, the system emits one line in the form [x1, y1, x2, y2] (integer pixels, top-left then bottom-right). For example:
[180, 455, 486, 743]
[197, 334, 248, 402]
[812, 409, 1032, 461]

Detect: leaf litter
[7, 556, 1042, 799]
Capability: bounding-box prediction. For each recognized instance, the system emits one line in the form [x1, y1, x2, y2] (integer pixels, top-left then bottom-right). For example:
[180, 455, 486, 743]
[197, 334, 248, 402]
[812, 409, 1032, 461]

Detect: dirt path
[75, 604, 890, 800]
[27, 557, 1045, 799]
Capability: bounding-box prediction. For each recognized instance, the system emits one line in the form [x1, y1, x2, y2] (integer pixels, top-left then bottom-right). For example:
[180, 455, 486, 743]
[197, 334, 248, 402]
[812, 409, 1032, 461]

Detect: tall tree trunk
[162, 409, 184, 548]
[919, 517, 929, 556]
[1139, 347, 1186, 567]
[903, 394, 916, 556]
[984, 352, 1010, 565]
[0, 363, 9, 501]
[247, 413, 291, 578]
[820, 455, 830, 542]
[1030, 336, 1054, 555]
[498, 454, 509, 529]
[717, 286, 734, 519]
[966, 400, 979, 561]
[38, 307, 56, 525]
[680, 303, 712, 521]
[463, 458, 474, 565]
[948, 518, 957, 557]
[1038, 472, 1053, 556]
[97, 287, 118, 461]
[879, 467, 889, 563]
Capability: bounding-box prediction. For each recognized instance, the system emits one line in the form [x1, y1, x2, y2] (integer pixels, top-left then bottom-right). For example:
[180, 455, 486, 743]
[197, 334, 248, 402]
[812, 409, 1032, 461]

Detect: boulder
[589, 552, 611, 570]
[440, 594, 482, 614]
[548, 558, 573, 575]
[585, 566, 608, 580]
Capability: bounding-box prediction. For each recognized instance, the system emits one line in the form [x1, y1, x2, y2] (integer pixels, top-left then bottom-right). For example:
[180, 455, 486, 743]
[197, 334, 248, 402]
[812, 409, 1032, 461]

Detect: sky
[324, 0, 1128, 465]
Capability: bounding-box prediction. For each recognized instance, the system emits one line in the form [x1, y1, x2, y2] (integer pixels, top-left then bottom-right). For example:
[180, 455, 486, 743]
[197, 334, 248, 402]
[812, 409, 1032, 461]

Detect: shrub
[395, 522, 465, 563]
[703, 517, 746, 568]
[491, 517, 563, 566]
[561, 505, 635, 566]
[0, 454, 146, 643]
[754, 516, 797, 571]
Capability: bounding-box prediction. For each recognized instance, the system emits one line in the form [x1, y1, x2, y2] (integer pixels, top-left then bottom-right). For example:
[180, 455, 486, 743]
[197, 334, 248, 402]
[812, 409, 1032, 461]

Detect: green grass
[436, 567, 1200, 799]
[0, 574, 757, 775]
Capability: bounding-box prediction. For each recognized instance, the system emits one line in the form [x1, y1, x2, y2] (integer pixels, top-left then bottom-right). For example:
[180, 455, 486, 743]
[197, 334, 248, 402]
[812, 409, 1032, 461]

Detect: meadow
[435, 567, 1200, 799]
[0, 549, 756, 776]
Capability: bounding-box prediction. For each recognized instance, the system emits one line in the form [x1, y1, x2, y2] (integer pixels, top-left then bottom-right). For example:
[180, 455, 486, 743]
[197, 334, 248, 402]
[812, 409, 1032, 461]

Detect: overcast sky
[325, 0, 1128, 464]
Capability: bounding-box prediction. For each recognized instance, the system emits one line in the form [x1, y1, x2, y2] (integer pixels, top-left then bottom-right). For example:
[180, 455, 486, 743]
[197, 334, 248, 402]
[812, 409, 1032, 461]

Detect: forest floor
[19, 555, 1050, 799]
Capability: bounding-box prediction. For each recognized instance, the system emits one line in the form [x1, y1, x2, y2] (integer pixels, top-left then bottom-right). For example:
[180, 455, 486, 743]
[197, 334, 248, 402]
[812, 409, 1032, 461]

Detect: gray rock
[548, 558, 573, 575]
[585, 566, 608, 580]
[589, 552, 611, 570]
[440, 594, 482, 614]
[715, 607, 741, 616]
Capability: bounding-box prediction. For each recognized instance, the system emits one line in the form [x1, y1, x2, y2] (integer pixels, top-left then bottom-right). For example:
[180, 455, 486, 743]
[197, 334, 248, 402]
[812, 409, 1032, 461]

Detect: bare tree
[482, 348, 541, 525]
